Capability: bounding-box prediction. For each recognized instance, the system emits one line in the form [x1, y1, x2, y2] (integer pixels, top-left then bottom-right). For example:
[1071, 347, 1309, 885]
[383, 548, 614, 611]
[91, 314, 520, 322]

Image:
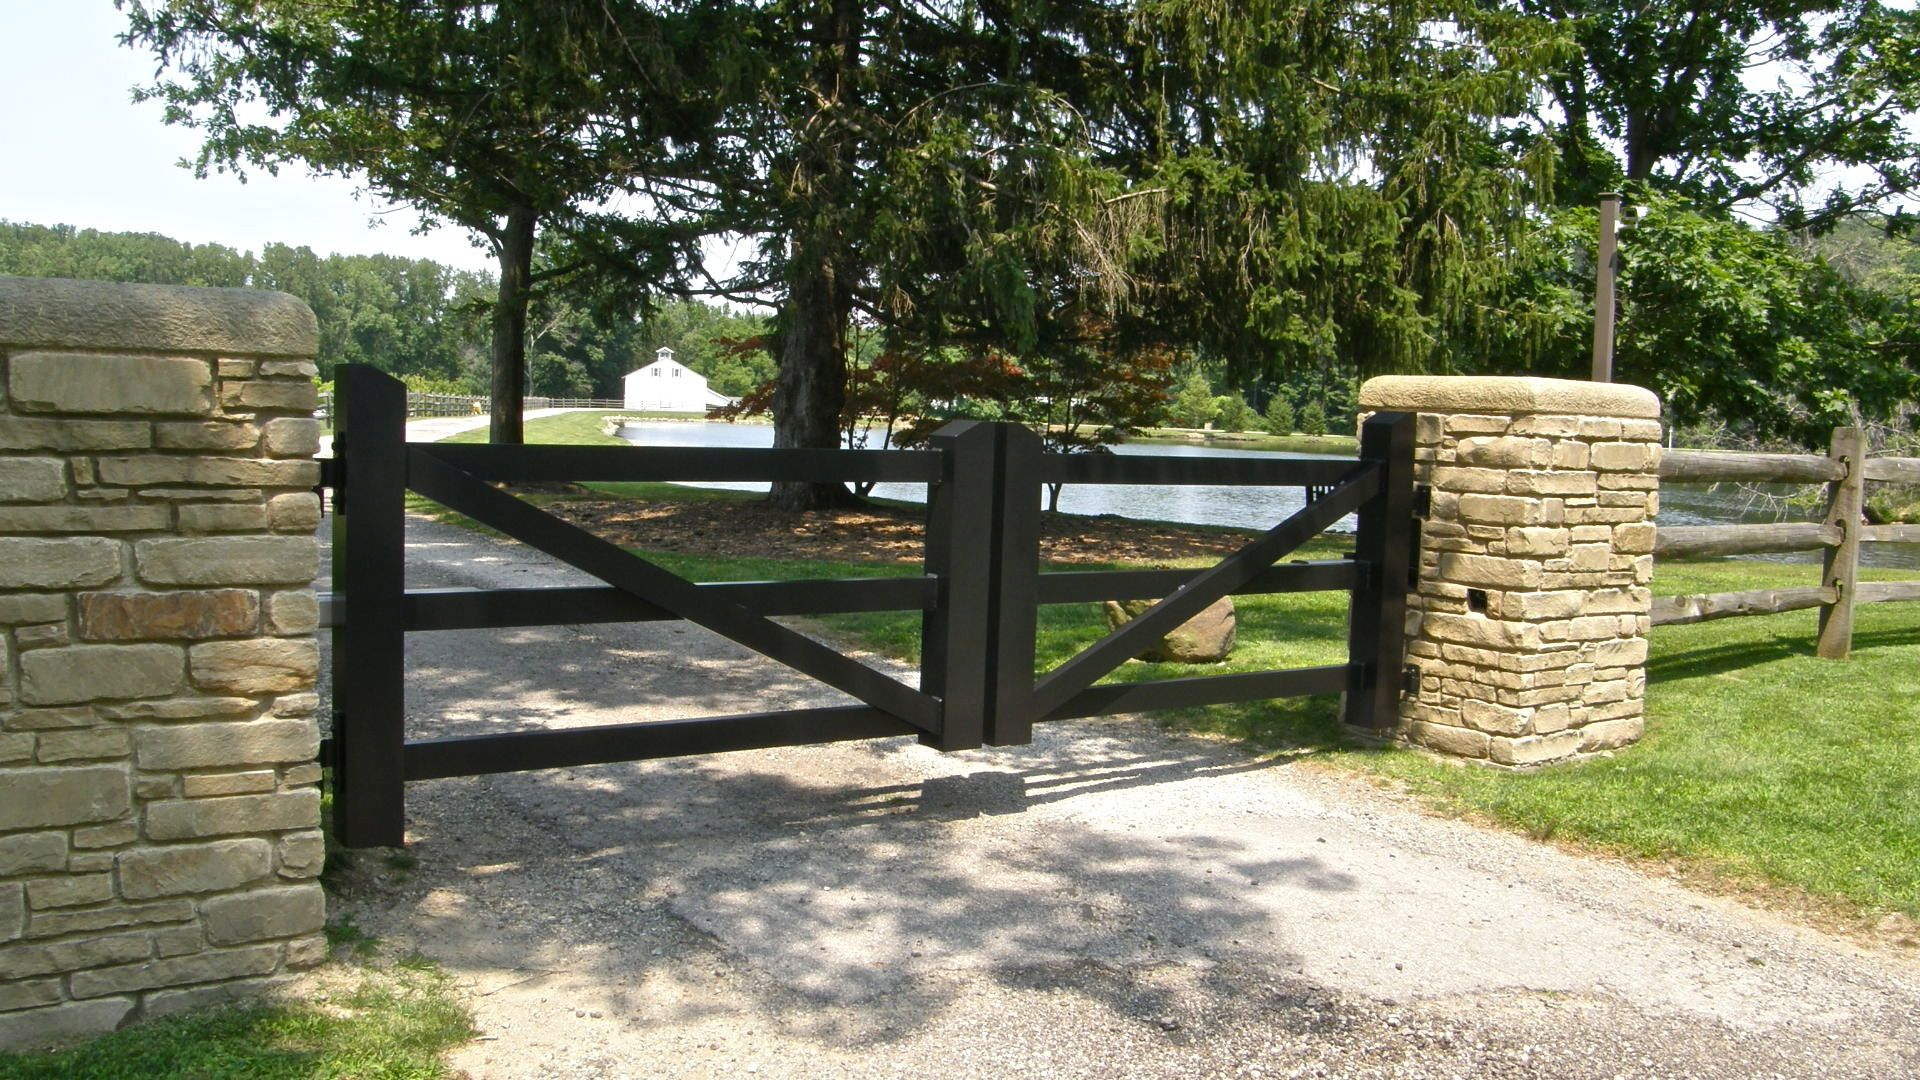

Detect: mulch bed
[533, 493, 1259, 566]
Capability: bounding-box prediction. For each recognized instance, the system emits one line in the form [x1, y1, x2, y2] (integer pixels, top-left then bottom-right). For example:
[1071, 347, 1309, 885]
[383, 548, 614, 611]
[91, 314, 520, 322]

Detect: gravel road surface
[319, 514, 1920, 1079]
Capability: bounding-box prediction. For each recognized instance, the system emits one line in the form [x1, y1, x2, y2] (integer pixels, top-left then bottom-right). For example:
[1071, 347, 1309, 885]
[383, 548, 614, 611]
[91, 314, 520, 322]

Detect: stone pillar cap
[0, 276, 318, 357]
[1360, 375, 1660, 419]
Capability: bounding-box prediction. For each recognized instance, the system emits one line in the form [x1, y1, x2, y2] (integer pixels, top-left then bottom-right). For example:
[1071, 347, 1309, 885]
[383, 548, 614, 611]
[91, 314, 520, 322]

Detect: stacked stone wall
[0, 277, 326, 1048]
[1359, 376, 1662, 767]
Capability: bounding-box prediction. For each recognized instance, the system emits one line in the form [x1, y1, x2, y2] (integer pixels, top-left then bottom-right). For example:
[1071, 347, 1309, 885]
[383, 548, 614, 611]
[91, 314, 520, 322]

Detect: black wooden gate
[322, 366, 1415, 847]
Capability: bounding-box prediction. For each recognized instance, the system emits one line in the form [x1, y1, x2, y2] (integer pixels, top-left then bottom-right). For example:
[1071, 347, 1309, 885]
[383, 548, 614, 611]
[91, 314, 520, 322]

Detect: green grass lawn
[0, 961, 472, 1079]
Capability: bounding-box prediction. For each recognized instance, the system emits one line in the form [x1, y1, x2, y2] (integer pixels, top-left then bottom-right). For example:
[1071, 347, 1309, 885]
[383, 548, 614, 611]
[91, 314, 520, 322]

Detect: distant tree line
[0, 221, 777, 400]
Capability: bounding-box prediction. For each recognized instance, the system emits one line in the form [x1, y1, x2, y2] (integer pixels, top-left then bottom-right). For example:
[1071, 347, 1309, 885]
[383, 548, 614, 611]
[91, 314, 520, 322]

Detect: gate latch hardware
[1401, 664, 1421, 698]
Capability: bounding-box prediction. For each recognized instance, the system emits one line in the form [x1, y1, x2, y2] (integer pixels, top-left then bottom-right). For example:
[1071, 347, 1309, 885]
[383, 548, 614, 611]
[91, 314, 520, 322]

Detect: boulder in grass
[1101, 596, 1237, 663]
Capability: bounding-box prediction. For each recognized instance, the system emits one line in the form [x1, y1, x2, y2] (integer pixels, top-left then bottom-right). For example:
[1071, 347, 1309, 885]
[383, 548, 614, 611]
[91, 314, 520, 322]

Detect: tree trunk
[769, 250, 855, 509]
[768, 0, 863, 511]
[489, 201, 537, 445]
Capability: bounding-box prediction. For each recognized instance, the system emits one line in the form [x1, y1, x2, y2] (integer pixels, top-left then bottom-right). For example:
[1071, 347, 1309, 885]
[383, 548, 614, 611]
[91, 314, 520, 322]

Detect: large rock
[1101, 596, 1237, 663]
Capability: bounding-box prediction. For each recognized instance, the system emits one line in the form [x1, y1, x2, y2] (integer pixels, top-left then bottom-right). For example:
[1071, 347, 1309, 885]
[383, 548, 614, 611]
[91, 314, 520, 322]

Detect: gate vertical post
[332, 365, 409, 847]
[921, 421, 996, 750]
[1344, 411, 1416, 729]
[1816, 426, 1866, 659]
[984, 423, 1043, 745]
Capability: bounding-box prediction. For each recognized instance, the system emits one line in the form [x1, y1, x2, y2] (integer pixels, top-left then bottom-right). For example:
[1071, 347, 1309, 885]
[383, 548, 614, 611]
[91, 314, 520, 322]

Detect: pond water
[614, 421, 1920, 569]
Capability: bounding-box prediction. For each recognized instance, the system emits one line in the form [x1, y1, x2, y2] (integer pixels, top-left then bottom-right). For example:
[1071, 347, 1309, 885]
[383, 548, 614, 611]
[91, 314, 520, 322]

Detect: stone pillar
[0, 277, 326, 1048]
[1358, 376, 1661, 767]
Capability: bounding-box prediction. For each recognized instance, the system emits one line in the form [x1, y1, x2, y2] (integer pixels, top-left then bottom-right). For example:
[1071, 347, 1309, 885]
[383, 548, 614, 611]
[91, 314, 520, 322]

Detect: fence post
[332, 365, 409, 847]
[985, 424, 1043, 746]
[1817, 426, 1866, 659]
[920, 421, 996, 750]
[1343, 412, 1416, 729]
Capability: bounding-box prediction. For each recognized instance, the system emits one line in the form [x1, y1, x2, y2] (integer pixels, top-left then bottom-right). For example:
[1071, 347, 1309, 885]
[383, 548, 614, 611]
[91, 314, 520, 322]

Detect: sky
[0, 2, 497, 272]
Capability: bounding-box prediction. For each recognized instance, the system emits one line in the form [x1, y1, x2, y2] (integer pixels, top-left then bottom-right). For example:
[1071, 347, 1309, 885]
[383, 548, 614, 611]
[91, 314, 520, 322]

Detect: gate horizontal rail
[326, 365, 1416, 848]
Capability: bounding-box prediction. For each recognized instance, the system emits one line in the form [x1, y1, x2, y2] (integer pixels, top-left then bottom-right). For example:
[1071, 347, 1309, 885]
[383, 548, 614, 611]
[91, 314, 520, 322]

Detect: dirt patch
[532, 492, 1269, 566]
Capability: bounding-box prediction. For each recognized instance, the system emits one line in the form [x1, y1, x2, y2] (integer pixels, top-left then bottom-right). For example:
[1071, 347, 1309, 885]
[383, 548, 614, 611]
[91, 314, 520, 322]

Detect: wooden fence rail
[1651, 426, 1920, 658]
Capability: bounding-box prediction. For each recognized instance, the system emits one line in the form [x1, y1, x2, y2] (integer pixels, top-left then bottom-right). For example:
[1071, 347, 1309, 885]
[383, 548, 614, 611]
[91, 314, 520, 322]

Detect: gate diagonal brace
[1025, 463, 1383, 723]
[404, 449, 943, 735]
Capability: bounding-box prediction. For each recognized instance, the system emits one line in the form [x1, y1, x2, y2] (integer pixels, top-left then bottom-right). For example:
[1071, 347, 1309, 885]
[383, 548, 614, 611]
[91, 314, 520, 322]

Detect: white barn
[622, 347, 733, 412]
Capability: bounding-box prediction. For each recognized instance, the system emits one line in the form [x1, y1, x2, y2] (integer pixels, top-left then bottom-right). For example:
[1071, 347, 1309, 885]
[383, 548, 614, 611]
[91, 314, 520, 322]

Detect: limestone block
[0, 932, 151, 981]
[1590, 442, 1655, 472]
[1506, 471, 1598, 497]
[1429, 467, 1507, 494]
[0, 458, 67, 502]
[144, 789, 321, 840]
[78, 589, 260, 641]
[153, 421, 260, 452]
[182, 771, 278, 798]
[23, 895, 193, 937]
[271, 693, 319, 718]
[0, 766, 131, 831]
[264, 590, 319, 635]
[1613, 522, 1657, 554]
[0, 278, 318, 358]
[1455, 436, 1542, 469]
[1441, 414, 1512, 435]
[281, 763, 322, 789]
[0, 417, 150, 452]
[15, 623, 70, 650]
[277, 831, 325, 878]
[1461, 698, 1533, 736]
[262, 418, 320, 458]
[1101, 597, 1237, 663]
[69, 852, 114, 873]
[1408, 721, 1491, 758]
[0, 595, 67, 626]
[0, 834, 68, 875]
[25, 873, 113, 909]
[1532, 703, 1572, 733]
[0, 506, 171, 534]
[72, 823, 138, 849]
[4, 707, 93, 731]
[221, 381, 319, 412]
[1579, 716, 1645, 752]
[8, 352, 212, 415]
[0, 979, 64, 1013]
[117, 839, 273, 899]
[1488, 730, 1584, 766]
[1505, 527, 1569, 557]
[135, 718, 318, 771]
[1567, 545, 1612, 572]
[199, 884, 325, 945]
[285, 934, 328, 968]
[259, 360, 318, 378]
[67, 944, 281, 999]
[143, 975, 294, 1020]
[177, 503, 271, 535]
[136, 536, 317, 586]
[34, 727, 131, 763]
[20, 644, 184, 705]
[267, 493, 322, 532]
[1550, 441, 1590, 469]
[96, 456, 318, 489]
[0, 998, 136, 1051]
[0, 733, 32, 763]
[1578, 418, 1623, 438]
[0, 537, 122, 589]
[1421, 613, 1542, 651]
[1506, 591, 1585, 620]
[1436, 553, 1543, 590]
[98, 697, 259, 721]
[1456, 494, 1540, 527]
[1508, 415, 1583, 438]
[189, 639, 319, 695]
[0, 884, 22, 943]
[218, 359, 257, 378]
[135, 775, 180, 801]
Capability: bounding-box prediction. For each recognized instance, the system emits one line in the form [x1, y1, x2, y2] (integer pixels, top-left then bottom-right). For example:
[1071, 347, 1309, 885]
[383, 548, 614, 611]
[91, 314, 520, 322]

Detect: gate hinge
[1401, 664, 1422, 698]
[320, 451, 343, 513]
[1412, 484, 1432, 517]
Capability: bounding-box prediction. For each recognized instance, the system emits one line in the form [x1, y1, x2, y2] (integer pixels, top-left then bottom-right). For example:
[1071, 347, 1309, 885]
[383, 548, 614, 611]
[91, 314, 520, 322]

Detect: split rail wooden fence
[1651, 427, 1920, 657]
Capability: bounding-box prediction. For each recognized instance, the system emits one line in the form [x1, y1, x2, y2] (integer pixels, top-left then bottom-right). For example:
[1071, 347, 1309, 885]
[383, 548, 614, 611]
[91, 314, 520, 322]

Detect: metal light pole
[1592, 192, 1621, 382]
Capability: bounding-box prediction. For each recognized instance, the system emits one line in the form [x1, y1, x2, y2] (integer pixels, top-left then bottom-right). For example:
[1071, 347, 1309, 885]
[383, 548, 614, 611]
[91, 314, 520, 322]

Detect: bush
[1263, 396, 1295, 435]
[1213, 393, 1259, 433]
[1166, 371, 1219, 428]
[1298, 400, 1328, 436]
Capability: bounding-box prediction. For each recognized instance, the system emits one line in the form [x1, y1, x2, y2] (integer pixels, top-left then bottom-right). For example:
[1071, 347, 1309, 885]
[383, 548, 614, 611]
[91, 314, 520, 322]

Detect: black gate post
[1344, 411, 1416, 730]
[984, 423, 1043, 746]
[332, 365, 409, 847]
[920, 421, 996, 750]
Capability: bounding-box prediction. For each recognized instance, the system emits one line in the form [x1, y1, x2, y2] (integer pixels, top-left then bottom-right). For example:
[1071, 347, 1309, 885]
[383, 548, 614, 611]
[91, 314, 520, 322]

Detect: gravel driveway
[320, 514, 1920, 1079]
